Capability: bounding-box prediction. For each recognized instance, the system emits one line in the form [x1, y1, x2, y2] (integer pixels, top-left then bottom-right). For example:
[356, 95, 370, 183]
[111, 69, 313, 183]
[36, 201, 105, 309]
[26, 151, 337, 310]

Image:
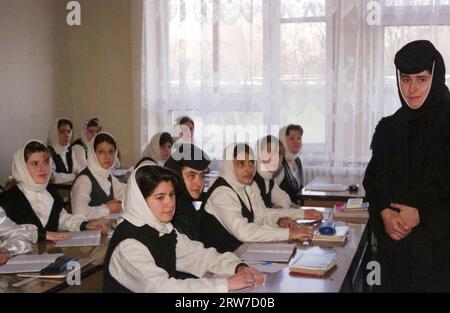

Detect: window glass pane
[280, 22, 326, 144]
[385, 0, 450, 6]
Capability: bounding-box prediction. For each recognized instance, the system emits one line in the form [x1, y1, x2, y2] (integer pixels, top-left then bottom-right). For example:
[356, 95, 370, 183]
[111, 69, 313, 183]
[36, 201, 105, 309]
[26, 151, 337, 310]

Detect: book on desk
[240, 243, 297, 263]
[312, 226, 349, 246]
[289, 250, 337, 278]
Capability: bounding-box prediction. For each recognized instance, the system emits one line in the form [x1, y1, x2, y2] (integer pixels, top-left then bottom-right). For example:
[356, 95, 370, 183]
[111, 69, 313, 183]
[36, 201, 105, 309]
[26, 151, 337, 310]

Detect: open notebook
[240, 243, 296, 263]
[289, 249, 337, 278]
[55, 230, 101, 247]
[0, 253, 64, 274]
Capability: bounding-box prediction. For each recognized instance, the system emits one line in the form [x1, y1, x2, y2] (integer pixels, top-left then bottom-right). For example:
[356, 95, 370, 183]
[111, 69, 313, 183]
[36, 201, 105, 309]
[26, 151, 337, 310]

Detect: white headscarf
[219, 143, 255, 191]
[279, 126, 298, 161]
[87, 132, 118, 179]
[142, 133, 163, 163]
[47, 118, 72, 148]
[255, 136, 281, 181]
[121, 165, 174, 235]
[12, 140, 52, 192]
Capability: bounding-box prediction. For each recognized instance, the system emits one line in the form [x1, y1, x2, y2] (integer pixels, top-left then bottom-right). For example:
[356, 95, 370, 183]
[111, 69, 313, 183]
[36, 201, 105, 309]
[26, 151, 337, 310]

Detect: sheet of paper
[55, 230, 101, 247]
[0, 253, 64, 274]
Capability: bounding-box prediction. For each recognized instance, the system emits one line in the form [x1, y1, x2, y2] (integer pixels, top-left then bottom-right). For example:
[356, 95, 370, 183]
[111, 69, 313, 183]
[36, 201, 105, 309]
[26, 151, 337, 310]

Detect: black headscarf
[394, 40, 449, 119]
[164, 143, 211, 201]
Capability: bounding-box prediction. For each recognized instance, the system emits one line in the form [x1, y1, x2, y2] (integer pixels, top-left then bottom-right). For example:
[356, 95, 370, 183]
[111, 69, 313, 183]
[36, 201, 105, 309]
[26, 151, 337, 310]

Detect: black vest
[199, 177, 254, 253]
[253, 172, 275, 208]
[48, 146, 73, 174]
[75, 168, 114, 206]
[279, 157, 303, 204]
[103, 219, 177, 293]
[0, 185, 65, 241]
[70, 138, 88, 159]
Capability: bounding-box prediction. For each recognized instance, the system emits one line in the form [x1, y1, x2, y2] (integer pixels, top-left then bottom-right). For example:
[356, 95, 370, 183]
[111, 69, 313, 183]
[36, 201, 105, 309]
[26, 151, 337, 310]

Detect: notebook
[0, 253, 64, 274]
[54, 230, 101, 247]
[17, 258, 94, 279]
[289, 250, 337, 277]
[240, 243, 297, 263]
[346, 198, 364, 209]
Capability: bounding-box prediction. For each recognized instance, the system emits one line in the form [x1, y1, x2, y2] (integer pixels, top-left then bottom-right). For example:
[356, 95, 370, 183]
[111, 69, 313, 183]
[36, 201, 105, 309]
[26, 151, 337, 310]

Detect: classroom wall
[0, 0, 71, 185]
[68, 0, 136, 169]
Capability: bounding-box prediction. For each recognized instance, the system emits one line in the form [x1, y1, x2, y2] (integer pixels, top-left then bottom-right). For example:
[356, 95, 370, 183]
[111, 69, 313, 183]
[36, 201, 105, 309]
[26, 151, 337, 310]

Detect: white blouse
[109, 230, 241, 293]
[18, 185, 85, 232]
[0, 207, 37, 256]
[71, 173, 126, 220]
[71, 144, 87, 172]
[50, 145, 78, 184]
[204, 181, 305, 243]
[250, 180, 291, 209]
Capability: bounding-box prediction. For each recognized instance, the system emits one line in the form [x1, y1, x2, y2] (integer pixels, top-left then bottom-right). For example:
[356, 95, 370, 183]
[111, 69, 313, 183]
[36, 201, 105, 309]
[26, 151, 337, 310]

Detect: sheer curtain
[141, 0, 450, 180]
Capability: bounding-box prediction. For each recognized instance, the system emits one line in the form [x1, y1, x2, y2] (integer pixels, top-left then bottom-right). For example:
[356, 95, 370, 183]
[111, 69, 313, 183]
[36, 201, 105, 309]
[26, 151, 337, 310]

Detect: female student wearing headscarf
[198, 143, 322, 253]
[71, 117, 103, 171]
[47, 118, 80, 184]
[274, 125, 305, 205]
[363, 40, 450, 292]
[142, 132, 174, 167]
[0, 207, 37, 265]
[0, 141, 106, 242]
[71, 132, 126, 220]
[164, 143, 210, 241]
[252, 135, 291, 209]
[103, 165, 264, 293]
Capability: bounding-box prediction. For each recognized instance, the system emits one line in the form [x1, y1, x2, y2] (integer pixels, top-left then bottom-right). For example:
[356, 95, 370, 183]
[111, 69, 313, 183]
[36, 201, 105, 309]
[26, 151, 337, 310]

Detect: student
[363, 40, 450, 292]
[142, 132, 174, 166]
[71, 132, 126, 220]
[47, 118, 79, 184]
[199, 143, 323, 253]
[71, 117, 103, 171]
[103, 165, 264, 293]
[0, 141, 106, 242]
[275, 124, 305, 205]
[164, 143, 210, 241]
[175, 116, 195, 143]
[0, 207, 38, 265]
[252, 135, 291, 209]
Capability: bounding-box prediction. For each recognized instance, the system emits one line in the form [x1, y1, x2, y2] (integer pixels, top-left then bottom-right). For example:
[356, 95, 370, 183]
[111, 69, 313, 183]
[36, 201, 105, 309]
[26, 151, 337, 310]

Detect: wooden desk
[234, 223, 368, 293]
[0, 237, 109, 293]
[302, 176, 365, 208]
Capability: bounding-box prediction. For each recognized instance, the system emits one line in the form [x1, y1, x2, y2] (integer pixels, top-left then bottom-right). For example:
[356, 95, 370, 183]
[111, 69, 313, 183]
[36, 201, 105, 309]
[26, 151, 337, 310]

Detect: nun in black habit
[363, 40, 450, 292]
[164, 143, 211, 242]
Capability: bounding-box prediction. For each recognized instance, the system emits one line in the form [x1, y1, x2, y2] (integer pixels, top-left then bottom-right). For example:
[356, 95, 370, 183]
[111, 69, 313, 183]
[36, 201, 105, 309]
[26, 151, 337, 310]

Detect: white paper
[241, 243, 296, 263]
[55, 230, 101, 247]
[305, 184, 348, 192]
[0, 253, 63, 274]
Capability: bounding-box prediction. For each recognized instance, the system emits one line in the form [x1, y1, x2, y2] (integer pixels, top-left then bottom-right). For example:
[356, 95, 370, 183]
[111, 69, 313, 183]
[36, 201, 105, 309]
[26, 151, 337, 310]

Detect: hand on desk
[106, 200, 122, 213]
[277, 217, 296, 229]
[228, 266, 264, 291]
[289, 224, 314, 241]
[304, 209, 324, 221]
[85, 220, 109, 235]
[46, 231, 71, 242]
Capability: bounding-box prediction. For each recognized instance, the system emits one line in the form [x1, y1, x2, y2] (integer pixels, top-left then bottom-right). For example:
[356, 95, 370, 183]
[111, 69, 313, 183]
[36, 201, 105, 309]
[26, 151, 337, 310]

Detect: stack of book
[312, 226, 349, 246]
[240, 243, 297, 263]
[289, 250, 337, 278]
[333, 198, 369, 224]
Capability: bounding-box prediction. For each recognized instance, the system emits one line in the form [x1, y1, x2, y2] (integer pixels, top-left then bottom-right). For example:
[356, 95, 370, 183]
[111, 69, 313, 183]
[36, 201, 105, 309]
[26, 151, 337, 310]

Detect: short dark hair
[135, 165, 179, 199]
[58, 119, 73, 130]
[24, 141, 50, 162]
[159, 132, 174, 147]
[286, 124, 303, 137]
[233, 143, 254, 159]
[94, 133, 117, 151]
[135, 157, 157, 168]
[179, 116, 194, 127]
[86, 118, 102, 130]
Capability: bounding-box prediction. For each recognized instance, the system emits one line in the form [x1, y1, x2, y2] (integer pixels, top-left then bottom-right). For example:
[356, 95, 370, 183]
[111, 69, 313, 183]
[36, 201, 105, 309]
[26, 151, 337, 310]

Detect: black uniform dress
[363, 40, 450, 292]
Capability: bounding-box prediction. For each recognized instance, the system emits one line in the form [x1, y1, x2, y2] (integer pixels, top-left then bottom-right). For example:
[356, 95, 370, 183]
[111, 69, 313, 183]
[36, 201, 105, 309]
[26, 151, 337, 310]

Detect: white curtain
[141, 0, 450, 177]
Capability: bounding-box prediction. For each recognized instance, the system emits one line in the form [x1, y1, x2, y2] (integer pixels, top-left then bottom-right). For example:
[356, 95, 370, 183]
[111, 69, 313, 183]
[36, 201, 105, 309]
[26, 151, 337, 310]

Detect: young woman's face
[145, 181, 176, 223]
[160, 142, 172, 161]
[399, 70, 432, 109]
[260, 143, 281, 173]
[233, 152, 256, 185]
[58, 124, 73, 146]
[86, 126, 101, 142]
[26, 152, 51, 184]
[286, 130, 302, 155]
[181, 166, 206, 200]
[95, 142, 116, 169]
